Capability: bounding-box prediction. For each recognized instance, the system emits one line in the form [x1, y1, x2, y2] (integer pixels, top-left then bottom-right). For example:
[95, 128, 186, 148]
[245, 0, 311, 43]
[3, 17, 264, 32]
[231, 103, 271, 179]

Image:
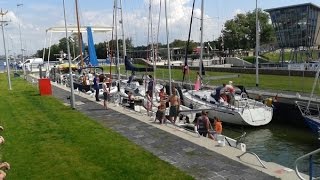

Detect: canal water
[1, 59, 319, 176]
[222, 110, 320, 176]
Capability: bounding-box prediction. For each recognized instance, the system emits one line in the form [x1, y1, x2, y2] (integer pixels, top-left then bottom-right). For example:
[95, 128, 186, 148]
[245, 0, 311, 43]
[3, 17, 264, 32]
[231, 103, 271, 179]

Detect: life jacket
[215, 121, 222, 134]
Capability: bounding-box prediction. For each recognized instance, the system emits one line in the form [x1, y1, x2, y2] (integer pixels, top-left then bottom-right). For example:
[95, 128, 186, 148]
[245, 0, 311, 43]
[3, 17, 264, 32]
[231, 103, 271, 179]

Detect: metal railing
[296, 101, 320, 118]
[295, 148, 320, 180]
[237, 151, 267, 169]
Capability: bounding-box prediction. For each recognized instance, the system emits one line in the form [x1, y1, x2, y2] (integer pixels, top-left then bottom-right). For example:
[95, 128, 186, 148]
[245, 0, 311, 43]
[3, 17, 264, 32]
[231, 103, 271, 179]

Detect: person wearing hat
[196, 110, 211, 138]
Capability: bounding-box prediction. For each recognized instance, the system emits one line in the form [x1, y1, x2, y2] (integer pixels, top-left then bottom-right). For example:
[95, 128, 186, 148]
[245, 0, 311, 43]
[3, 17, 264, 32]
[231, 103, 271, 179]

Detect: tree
[222, 8, 275, 51]
[95, 42, 107, 59]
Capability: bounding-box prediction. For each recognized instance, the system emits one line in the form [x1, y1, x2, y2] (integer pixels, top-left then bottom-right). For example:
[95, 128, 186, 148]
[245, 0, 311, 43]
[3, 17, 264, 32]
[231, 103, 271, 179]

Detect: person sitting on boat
[219, 92, 228, 105]
[128, 91, 135, 110]
[214, 83, 226, 101]
[225, 81, 235, 94]
[155, 100, 166, 124]
[196, 111, 214, 140]
[127, 71, 135, 84]
[225, 81, 235, 105]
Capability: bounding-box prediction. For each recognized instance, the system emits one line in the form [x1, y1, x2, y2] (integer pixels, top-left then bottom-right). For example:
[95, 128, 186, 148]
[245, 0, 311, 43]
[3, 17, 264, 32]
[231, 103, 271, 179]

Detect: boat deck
[28, 75, 309, 179]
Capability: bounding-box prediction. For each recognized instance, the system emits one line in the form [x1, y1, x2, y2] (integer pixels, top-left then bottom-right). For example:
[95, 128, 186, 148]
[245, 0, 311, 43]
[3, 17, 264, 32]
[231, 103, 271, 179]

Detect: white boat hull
[182, 90, 273, 126]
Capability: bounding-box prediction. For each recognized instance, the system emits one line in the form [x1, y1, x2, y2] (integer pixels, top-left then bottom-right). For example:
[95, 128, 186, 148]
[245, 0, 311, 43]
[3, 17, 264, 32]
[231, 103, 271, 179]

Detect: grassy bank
[107, 65, 319, 95]
[0, 74, 192, 179]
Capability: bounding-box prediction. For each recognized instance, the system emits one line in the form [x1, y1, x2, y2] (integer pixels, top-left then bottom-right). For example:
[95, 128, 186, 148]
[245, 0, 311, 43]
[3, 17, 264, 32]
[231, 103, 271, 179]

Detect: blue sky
[0, 0, 320, 56]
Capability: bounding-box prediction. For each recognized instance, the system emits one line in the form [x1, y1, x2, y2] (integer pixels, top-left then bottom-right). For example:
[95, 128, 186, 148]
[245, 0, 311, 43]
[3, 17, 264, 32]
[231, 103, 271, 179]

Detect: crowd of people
[123, 73, 224, 140]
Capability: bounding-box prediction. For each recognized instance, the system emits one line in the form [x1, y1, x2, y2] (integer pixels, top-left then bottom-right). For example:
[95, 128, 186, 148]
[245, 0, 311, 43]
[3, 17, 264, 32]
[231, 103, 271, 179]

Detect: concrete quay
[29, 76, 309, 180]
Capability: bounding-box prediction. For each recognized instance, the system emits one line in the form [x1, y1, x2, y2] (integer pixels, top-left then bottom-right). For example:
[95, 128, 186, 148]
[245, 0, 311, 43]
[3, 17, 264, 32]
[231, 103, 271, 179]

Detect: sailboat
[181, 0, 273, 126]
[295, 66, 320, 138]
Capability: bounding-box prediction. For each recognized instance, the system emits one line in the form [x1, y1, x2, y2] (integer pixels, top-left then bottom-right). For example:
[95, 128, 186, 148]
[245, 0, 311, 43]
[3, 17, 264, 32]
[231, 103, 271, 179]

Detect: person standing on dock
[168, 89, 180, 124]
[147, 75, 154, 97]
[194, 72, 202, 91]
[93, 74, 100, 102]
[102, 77, 109, 109]
[196, 111, 214, 140]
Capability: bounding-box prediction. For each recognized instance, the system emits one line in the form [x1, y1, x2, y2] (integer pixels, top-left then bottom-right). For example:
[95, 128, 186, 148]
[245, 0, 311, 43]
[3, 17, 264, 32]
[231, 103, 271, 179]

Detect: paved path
[51, 85, 276, 180]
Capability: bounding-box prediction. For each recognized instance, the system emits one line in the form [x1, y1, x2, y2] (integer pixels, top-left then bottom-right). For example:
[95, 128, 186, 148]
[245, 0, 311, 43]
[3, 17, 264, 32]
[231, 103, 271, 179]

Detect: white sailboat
[181, 0, 273, 126]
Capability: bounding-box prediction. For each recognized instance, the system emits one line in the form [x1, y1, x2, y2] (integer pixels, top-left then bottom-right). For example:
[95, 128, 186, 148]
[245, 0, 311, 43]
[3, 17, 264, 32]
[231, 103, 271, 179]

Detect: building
[265, 3, 320, 48]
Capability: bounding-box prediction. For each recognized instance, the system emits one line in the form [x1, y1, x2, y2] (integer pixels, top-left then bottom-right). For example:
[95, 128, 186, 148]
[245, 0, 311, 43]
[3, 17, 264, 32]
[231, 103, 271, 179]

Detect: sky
[0, 0, 320, 56]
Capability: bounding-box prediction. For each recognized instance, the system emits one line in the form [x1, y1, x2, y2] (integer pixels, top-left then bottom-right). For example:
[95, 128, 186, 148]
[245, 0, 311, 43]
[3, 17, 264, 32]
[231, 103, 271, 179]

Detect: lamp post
[62, 0, 75, 109]
[0, 9, 11, 90]
[17, 3, 25, 78]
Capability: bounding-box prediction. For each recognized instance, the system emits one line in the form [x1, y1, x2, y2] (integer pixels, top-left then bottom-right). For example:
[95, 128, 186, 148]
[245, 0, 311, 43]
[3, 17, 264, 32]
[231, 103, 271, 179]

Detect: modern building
[265, 3, 320, 48]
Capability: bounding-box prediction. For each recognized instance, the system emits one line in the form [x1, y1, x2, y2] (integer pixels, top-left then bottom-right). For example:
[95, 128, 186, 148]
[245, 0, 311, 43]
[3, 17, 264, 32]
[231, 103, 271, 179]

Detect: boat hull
[183, 91, 273, 126]
[303, 116, 320, 134]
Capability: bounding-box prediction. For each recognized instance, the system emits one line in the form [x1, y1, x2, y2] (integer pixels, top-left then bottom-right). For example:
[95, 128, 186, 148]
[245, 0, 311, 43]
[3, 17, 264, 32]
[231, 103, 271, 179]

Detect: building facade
[265, 3, 320, 48]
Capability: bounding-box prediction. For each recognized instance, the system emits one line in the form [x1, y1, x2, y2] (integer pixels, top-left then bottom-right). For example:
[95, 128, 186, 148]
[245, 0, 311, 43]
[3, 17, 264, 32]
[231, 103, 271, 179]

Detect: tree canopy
[221, 9, 276, 51]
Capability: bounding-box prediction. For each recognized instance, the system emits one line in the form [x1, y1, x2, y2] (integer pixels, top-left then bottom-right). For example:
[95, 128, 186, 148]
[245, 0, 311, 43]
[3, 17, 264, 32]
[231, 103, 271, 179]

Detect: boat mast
[75, 0, 83, 68]
[182, 0, 196, 84]
[199, 0, 204, 77]
[156, 0, 162, 64]
[164, 0, 172, 95]
[150, 0, 156, 98]
[114, 0, 120, 82]
[255, 0, 259, 87]
[119, 0, 127, 77]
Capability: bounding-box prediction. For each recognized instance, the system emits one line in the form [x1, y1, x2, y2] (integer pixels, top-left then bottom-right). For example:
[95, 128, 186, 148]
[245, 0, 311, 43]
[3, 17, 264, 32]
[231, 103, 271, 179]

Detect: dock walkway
[41, 78, 308, 180]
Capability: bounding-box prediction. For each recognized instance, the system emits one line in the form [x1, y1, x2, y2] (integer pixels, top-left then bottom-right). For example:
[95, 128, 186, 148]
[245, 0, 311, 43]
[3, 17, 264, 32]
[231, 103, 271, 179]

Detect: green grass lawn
[105, 65, 320, 95]
[0, 74, 193, 180]
[262, 50, 320, 62]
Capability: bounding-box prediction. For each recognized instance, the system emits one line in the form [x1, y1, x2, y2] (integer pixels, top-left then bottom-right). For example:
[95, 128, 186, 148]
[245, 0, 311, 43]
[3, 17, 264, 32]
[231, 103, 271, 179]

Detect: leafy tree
[222, 8, 275, 51]
[95, 42, 107, 59]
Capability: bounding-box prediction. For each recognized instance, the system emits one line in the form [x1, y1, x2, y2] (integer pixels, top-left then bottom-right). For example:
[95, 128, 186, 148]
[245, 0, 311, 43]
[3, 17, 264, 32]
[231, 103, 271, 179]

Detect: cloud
[0, 0, 220, 56]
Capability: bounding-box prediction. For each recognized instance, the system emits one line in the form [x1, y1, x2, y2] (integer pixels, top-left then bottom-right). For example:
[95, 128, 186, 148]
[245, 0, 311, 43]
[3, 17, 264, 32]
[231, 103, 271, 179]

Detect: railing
[296, 101, 320, 118]
[295, 148, 320, 180]
[237, 151, 267, 169]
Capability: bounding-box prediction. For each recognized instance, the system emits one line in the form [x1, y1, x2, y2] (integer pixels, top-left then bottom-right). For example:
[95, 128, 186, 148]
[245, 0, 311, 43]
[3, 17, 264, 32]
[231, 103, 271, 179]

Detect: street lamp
[17, 3, 25, 78]
[0, 10, 12, 90]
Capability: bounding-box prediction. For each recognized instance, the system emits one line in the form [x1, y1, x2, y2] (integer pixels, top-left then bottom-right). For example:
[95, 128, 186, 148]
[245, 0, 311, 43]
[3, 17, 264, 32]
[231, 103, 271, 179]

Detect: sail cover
[87, 26, 98, 66]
